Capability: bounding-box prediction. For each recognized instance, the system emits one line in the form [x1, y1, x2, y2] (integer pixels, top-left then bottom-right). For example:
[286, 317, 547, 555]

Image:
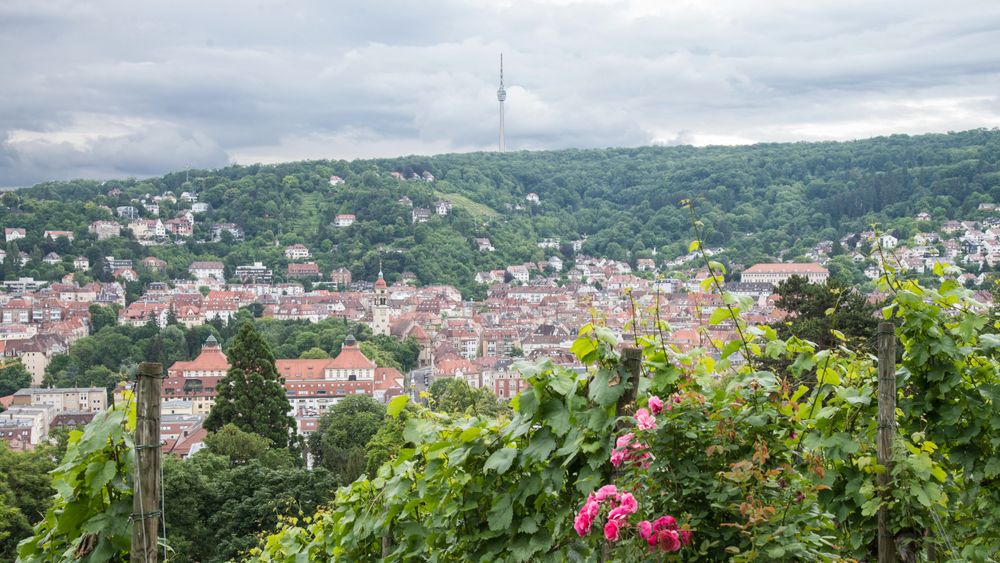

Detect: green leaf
[85, 459, 117, 495]
[460, 427, 482, 442]
[387, 395, 409, 417]
[484, 447, 518, 475]
[588, 368, 626, 407]
[523, 429, 556, 463]
[487, 493, 513, 531]
[688, 240, 700, 252]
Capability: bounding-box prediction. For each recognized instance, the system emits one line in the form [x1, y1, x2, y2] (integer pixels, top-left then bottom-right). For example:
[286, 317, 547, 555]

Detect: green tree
[298, 347, 329, 359]
[774, 275, 880, 353]
[0, 360, 32, 396]
[204, 322, 296, 448]
[430, 377, 508, 417]
[307, 395, 385, 482]
[88, 304, 118, 333]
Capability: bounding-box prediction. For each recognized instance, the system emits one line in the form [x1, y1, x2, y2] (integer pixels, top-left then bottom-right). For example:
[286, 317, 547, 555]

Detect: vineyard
[14, 263, 1000, 561]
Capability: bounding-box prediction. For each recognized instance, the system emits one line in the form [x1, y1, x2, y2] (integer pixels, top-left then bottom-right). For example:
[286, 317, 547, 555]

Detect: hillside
[8, 129, 1000, 296]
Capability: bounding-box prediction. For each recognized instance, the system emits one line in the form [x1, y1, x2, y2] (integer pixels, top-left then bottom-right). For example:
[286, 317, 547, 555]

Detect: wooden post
[877, 323, 896, 563]
[132, 362, 162, 563]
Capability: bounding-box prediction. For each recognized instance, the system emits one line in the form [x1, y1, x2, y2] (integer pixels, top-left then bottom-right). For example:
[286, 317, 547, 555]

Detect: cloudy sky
[2, 0, 1000, 186]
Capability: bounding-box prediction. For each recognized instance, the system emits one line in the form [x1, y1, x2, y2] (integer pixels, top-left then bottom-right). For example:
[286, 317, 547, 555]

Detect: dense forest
[4, 129, 1000, 297]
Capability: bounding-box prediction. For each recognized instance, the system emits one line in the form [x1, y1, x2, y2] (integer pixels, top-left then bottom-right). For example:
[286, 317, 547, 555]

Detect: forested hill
[12, 129, 1000, 296]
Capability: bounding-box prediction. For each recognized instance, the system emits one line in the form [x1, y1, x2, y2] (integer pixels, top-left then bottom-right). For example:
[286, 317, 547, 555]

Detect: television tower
[497, 53, 506, 153]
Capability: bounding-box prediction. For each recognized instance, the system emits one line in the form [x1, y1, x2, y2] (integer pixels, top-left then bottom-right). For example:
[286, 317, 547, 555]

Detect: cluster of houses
[803, 214, 1000, 285]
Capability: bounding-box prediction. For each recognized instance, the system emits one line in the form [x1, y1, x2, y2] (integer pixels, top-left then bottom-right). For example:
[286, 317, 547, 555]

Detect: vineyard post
[877, 322, 896, 563]
[132, 362, 162, 563]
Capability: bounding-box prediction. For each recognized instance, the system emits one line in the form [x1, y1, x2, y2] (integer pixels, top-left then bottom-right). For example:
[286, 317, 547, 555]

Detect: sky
[2, 0, 1000, 187]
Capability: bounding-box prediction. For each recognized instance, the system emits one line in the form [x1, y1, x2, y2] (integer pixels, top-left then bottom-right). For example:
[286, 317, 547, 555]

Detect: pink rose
[573, 512, 592, 537]
[635, 408, 657, 431]
[610, 449, 625, 467]
[648, 395, 664, 415]
[637, 520, 653, 539]
[607, 506, 630, 523]
[594, 484, 618, 502]
[618, 492, 638, 513]
[658, 529, 681, 552]
[653, 515, 677, 531]
[615, 433, 634, 448]
[680, 529, 692, 546]
[603, 519, 620, 541]
[584, 499, 599, 519]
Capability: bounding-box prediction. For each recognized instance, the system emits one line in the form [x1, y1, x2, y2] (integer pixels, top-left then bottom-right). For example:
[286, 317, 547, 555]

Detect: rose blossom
[594, 484, 618, 502]
[610, 449, 625, 467]
[615, 433, 634, 448]
[648, 395, 664, 415]
[635, 408, 657, 431]
[637, 520, 653, 539]
[574, 511, 592, 537]
[618, 492, 638, 513]
[653, 515, 677, 531]
[604, 519, 620, 541]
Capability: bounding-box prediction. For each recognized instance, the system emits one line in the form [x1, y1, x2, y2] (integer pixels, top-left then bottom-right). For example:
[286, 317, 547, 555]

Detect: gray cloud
[2, 0, 1000, 186]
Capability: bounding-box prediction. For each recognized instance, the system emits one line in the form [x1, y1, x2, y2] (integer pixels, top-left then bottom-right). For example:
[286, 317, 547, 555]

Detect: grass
[433, 191, 499, 218]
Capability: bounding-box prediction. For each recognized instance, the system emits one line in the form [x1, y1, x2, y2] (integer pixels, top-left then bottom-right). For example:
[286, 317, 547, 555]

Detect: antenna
[497, 53, 507, 153]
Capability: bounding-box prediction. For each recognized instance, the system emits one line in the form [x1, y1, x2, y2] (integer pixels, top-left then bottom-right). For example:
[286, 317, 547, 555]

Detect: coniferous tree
[205, 322, 295, 448]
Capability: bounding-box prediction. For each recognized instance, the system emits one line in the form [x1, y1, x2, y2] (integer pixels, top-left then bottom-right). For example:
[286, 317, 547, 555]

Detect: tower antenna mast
[497, 53, 507, 153]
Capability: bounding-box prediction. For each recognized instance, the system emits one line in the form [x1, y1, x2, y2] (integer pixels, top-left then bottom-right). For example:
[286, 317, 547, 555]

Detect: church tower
[372, 265, 390, 337]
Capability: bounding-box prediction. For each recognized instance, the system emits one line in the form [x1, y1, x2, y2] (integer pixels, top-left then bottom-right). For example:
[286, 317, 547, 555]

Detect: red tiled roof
[328, 343, 376, 370]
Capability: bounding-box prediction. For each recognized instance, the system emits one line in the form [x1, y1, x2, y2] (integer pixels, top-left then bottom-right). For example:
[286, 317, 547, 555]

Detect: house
[128, 219, 166, 239]
[89, 221, 121, 240]
[143, 202, 159, 216]
[189, 261, 225, 282]
[398, 196, 413, 208]
[288, 262, 321, 279]
[637, 258, 656, 272]
[526, 193, 540, 204]
[116, 206, 139, 219]
[4, 228, 25, 242]
[537, 238, 560, 249]
[161, 335, 229, 414]
[330, 268, 352, 287]
[879, 234, 899, 250]
[113, 268, 138, 282]
[42, 252, 61, 265]
[335, 214, 356, 227]
[234, 262, 273, 284]
[390, 172, 405, 180]
[435, 200, 452, 216]
[106, 257, 133, 270]
[164, 218, 193, 237]
[180, 192, 198, 203]
[411, 208, 431, 223]
[141, 257, 167, 272]
[506, 265, 529, 284]
[44, 230, 75, 242]
[422, 171, 435, 182]
[915, 212, 932, 221]
[191, 202, 210, 214]
[285, 244, 311, 260]
[475, 238, 495, 252]
[11, 386, 107, 413]
[741, 263, 829, 285]
[211, 223, 244, 241]
[329, 175, 345, 186]
[73, 256, 90, 270]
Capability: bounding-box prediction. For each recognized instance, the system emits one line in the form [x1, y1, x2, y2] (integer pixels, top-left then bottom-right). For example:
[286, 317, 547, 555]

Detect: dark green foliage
[9, 130, 1000, 295]
[307, 395, 385, 483]
[162, 452, 338, 563]
[429, 377, 510, 418]
[0, 360, 32, 396]
[0, 442, 56, 559]
[774, 275, 880, 352]
[205, 322, 296, 448]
